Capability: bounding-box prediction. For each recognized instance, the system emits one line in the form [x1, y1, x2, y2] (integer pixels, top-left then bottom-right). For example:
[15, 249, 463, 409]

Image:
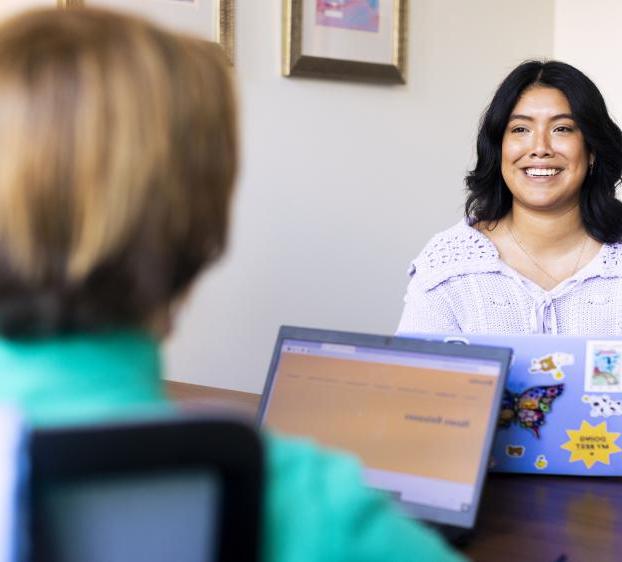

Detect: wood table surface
[166, 381, 622, 562]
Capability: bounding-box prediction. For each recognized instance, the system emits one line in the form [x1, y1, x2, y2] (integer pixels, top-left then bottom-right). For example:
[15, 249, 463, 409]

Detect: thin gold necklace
[505, 222, 589, 285]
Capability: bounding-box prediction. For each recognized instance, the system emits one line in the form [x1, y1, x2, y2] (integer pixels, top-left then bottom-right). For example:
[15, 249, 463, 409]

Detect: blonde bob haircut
[0, 7, 237, 337]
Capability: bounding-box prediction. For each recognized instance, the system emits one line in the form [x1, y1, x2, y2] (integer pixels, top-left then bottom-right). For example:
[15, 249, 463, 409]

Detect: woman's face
[501, 86, 592, 214]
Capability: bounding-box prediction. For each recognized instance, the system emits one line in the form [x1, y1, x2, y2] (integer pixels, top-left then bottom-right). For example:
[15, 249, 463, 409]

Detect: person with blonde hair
[0, 7, 462, 562]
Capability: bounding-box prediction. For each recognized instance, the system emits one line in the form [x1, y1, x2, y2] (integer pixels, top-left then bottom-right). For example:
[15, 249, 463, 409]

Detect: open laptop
[258, 326, 512, 542]
[403, 333, 622, 476]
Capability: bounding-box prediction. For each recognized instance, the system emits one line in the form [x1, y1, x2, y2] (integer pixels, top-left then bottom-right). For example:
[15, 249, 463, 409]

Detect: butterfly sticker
[498, 384, 564, 438]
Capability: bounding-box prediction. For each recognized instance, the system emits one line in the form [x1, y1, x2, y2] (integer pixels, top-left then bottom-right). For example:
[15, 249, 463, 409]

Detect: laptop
[403, 333, 622, 476]
[258, 326, 512, 542]
[27, 414, 263, 562]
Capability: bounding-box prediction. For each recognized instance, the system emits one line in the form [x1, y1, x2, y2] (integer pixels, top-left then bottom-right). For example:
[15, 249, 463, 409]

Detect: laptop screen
[260, 330, 508, 528]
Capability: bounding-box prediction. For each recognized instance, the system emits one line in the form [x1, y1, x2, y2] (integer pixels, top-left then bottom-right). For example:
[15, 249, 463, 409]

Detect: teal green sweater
[0, 331, 465, 562]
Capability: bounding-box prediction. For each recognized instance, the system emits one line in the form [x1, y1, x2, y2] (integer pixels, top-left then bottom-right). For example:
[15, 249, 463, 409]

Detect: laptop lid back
[409, 333, 622, 476]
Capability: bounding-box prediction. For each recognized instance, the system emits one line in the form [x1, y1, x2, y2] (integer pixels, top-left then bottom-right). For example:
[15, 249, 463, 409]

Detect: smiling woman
[397, 60, 622, 336]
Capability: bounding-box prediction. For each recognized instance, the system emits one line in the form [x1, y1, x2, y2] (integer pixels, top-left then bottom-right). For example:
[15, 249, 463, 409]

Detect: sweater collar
[414, 220, 622, 291]
[413, 220, 502, 291]
[0, 330, 166, 426]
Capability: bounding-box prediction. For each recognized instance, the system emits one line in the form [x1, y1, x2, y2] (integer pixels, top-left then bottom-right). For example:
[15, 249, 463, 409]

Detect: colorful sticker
[505, 445, 525, 458]
[582, 394, 622, 418]
[561, 420, 622, 468]
[534, 454, 548, 470]
[529, 352, 574, 381]
[498, 384, 564, 438]
[585, 341, 622, 392]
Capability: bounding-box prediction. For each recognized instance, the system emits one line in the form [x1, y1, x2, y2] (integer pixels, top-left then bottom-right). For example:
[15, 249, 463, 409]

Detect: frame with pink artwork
[283, 0, 408, 83]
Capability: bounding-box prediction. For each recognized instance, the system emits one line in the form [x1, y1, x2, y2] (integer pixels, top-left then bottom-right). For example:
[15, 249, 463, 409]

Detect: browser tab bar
[320, 343, 356, 354]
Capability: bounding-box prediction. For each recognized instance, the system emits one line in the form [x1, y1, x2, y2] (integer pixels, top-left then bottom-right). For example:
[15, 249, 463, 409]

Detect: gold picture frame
[283, 0, 408, 84]
[58, 0, 235, 64]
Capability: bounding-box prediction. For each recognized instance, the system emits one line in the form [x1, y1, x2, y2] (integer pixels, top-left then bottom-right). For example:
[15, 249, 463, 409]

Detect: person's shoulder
[262, 434, 362, 559]
[265, 432, 361, 488]
[262, 433, 465, 562]
[406, 219, 500, 290]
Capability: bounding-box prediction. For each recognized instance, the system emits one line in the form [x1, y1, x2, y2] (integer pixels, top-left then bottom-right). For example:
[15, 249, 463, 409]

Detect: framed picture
[58, 0, 235, 64]
[283, 0, 408, 84]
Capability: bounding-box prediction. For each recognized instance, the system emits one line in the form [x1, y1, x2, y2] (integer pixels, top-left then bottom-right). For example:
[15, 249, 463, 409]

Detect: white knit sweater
[397, 220, 622, 335]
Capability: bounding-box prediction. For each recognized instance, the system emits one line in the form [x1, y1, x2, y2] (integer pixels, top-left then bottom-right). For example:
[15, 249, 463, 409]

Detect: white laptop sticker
[585, 341, 622, 393]
[529, 352, 574, 381]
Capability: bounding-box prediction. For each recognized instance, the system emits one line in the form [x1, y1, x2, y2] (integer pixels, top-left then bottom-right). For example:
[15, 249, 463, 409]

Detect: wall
[164, 0, 554, 392]
[554, 0, 622, 123]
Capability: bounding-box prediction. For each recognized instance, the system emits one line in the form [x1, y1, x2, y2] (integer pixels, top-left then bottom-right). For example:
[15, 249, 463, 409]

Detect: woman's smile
[523, 166, 562, 178]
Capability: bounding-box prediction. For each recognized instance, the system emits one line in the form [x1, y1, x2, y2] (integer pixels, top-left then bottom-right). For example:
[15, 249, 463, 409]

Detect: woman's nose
[530, 130, 553, 158]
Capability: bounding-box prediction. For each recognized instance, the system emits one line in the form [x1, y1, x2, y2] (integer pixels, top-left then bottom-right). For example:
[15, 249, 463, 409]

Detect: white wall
[554, 0, 622, 124]
[164, 0, 554, 392]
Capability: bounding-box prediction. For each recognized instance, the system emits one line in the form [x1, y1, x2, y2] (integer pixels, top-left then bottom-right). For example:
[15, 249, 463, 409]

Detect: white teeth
[525, 168, 561, 177]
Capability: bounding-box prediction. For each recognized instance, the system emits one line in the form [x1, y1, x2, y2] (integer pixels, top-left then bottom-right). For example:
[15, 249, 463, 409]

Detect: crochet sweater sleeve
[397, 271, 460, 334]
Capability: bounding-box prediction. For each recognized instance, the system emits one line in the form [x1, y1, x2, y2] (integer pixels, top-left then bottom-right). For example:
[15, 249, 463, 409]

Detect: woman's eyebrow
[508, 113, 575, 121]
[508, 114, 534, 121]
[551, 113, 575, 121]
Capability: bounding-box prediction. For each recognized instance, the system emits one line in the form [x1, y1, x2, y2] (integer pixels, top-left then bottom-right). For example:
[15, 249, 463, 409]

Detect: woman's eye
[510, 126, 528, 134]
[554, 125, 574, 133]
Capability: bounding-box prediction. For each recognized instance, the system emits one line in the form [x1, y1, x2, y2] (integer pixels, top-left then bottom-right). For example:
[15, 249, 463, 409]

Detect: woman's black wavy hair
[465, 60, 622, 243]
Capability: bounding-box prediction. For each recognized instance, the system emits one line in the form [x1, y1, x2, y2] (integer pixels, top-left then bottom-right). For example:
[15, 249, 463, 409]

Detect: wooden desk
[166, 381, 259, 416]
[166, 381, 622, 562]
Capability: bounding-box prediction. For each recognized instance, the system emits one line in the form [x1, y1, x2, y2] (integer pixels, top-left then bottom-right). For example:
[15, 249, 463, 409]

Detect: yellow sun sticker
[561, 421, 622, 468]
